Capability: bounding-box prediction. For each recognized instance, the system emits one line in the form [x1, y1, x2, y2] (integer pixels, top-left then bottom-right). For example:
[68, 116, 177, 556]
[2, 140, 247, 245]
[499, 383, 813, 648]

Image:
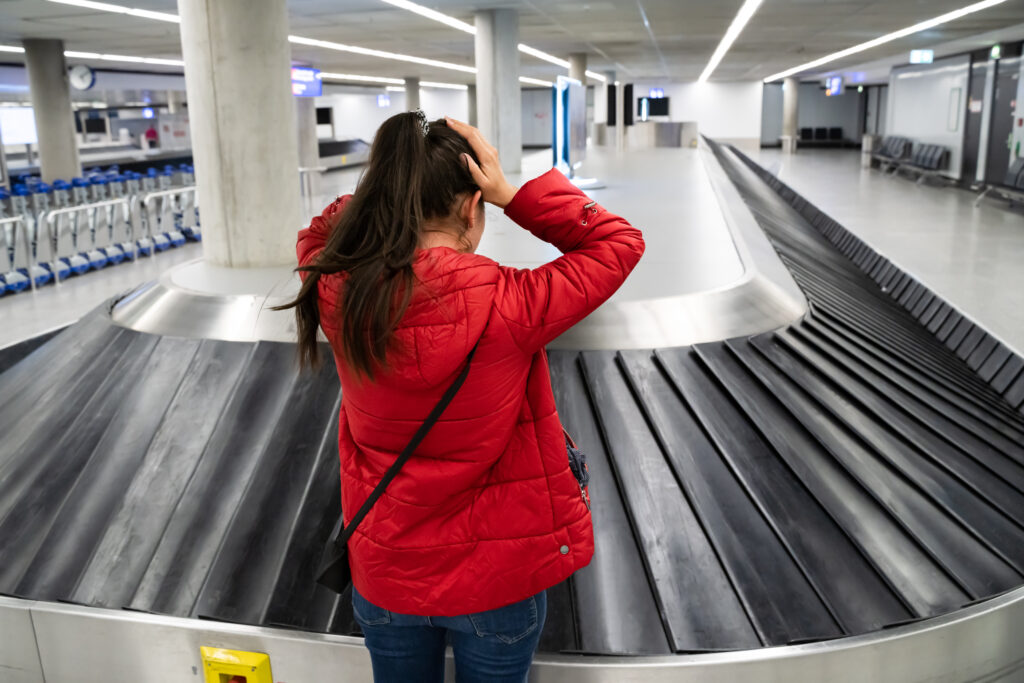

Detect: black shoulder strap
[333, 341, 480, 549]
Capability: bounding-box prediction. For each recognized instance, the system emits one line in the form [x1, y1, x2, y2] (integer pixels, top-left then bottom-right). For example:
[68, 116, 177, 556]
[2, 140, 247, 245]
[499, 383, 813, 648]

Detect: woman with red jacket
[284, 111, 644, 682]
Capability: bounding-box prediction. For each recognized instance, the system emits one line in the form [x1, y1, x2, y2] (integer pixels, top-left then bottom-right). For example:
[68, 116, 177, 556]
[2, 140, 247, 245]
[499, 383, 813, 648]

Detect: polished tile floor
[752, 148, 1024, 354]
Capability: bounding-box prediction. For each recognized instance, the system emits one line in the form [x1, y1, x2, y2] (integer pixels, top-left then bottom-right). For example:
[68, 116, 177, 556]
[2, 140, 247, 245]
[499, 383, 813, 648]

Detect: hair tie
[412, 109, 429, 137]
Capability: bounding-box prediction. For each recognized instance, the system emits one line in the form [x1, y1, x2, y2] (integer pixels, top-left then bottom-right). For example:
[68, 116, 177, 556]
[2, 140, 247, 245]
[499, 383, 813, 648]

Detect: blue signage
[291, 67, 322, 97]
[825, 76, 843, 97]
[377, 93, 391, 108]
[649, 87, 665, 98]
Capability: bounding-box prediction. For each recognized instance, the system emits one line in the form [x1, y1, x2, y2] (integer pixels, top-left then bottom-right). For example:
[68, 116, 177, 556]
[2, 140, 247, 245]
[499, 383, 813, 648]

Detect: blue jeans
[352, 585, 547, 683]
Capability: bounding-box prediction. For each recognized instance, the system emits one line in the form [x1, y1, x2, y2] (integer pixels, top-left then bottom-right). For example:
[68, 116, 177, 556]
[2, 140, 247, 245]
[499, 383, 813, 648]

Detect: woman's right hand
[445, 116, 519, 209]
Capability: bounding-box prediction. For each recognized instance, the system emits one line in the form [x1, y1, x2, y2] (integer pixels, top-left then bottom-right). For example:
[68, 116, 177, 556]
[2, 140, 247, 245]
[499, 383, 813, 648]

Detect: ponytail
[276, 112, 480, 378]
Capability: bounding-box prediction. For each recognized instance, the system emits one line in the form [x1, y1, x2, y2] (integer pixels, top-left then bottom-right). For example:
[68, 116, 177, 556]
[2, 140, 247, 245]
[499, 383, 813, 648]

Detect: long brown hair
[275, 112, 480, 377]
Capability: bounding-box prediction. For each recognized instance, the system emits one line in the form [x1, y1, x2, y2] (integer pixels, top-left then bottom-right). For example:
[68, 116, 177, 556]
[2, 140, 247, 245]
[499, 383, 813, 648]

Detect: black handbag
[316, 342, 479, 594]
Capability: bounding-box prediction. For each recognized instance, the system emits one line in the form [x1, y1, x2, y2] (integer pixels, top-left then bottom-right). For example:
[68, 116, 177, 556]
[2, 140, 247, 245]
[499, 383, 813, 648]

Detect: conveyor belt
[1, 141, 1022, 657]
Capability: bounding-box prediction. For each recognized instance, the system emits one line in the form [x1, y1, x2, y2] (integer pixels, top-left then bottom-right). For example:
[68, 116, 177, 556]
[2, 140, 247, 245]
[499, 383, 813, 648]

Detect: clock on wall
[69, 64, 96, 91]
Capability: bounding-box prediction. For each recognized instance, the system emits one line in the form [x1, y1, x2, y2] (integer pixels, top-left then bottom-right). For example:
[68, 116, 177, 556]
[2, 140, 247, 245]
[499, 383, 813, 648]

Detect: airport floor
[751, 147, 1024, 355]
[3, 146, 1023, 356]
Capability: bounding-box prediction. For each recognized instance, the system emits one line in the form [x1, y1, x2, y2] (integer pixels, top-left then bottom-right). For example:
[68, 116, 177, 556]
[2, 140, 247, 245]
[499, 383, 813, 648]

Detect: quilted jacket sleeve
[496, 168, 645, 353]
[296, 195, 351, 276]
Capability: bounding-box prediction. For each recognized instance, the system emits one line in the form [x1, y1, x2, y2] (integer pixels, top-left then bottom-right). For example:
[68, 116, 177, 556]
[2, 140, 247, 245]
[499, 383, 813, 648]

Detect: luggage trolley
[140, 186, 188, 251]
[43, 195, 131, 284]
[5, 185, 46, 290]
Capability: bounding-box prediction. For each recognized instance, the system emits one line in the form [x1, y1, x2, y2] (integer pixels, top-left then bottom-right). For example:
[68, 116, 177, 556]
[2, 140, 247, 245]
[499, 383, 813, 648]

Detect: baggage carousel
[1, 139, 1023, 682]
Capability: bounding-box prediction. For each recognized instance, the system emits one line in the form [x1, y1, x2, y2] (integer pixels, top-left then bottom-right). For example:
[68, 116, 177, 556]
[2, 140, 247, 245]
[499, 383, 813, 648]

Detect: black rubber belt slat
[538, 579, 579, 653]
[0, 328, 143, 592]
[16, 336, 201, 601]
[978, 344, 1013, 383]
[263, 400, 343, 634]
[0, 326, 66, 375]
[752, 335, 1021, 599]
[796, 323, 1024, 473]
[194, 357, 342, 624]
[548, 351, 670, 655]
[779, 329, 1024, 522]
[670, 343, 911, 635]
[812, 306, 1023, 424]
[70, 340, 258, 609]
[127, 341, 300, 616]
[803, 316, 1024, 449]
[993, 357, 1024, 394]
[721, 340, 950, 618]
[580, 351, 759, 652]
[622, 349, 842, 646]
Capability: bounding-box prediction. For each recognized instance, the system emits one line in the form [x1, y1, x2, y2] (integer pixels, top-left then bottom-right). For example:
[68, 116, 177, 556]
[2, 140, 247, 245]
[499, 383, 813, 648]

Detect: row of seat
[872, 136, 950, 181]
[0, 165, 199, 296]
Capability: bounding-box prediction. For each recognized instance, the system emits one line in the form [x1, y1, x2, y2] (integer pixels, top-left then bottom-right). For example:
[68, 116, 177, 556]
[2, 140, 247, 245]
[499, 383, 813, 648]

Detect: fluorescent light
[288, 35, 476, 74]
[320, 72, 405, 85]
[64, 50, 184, 66]
[519, 76, 553, 87]
[517, 43, 569, 68]
[0, 45, 26, 53]
[698, 0, 763, 83]
[585, 70, 607, 82]
[764, 0, 1011, 81]
[421, 81, 468, 90]
[46, 0, 179, 23]
[379, 0, 474, 33]
[386, 86, 406, 92]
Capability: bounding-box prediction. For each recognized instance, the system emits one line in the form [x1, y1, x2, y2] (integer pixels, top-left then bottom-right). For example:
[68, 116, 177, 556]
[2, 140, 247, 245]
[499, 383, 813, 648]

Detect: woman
[284, 111, 644, 682]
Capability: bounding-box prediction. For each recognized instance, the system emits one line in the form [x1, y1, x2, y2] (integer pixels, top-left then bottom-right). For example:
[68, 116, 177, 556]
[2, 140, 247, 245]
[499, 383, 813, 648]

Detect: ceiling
[0, 0, 1022, 86]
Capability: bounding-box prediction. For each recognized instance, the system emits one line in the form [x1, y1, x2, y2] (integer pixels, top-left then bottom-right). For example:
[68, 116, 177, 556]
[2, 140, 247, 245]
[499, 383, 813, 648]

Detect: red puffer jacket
[297, 168, 644, 616]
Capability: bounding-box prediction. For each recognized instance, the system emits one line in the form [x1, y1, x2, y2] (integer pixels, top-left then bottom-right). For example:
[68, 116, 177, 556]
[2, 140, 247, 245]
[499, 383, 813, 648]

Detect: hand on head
[445, 116, 518, 209]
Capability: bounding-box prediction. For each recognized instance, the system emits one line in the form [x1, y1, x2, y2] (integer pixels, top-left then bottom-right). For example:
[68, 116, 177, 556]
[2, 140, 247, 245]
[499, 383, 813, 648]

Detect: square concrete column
[405, 77, 420, 112]
[295, 95, 321, 199]
[22, 39, 81, 183]
[177, 0, 301, 268]
[569, 53, 587, 84]
[467, 84, 477, 126]
[782, 77, 799, 154]
[474, 9, 521, 173]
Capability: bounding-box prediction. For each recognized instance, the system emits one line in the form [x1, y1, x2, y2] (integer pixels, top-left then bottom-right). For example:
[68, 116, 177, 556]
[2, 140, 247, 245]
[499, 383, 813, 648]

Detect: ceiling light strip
[584, 70, 607, 82]
[46, 0, 179, 23]
[378, 0, 474, 34]
[287, 35, 475, 74]
[764, 0, 1010, 81]
[697, 0, 764, 83]
[320, 72, 405, 85]
[519, 76, 553, 87]
[0, 45, 26, 53]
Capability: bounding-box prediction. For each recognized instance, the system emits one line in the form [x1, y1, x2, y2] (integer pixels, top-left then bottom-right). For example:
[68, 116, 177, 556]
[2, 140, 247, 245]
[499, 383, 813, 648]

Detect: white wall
[887, 54, 971, 180]
[761, 81, 864, 144]
[317, 86, 469, 142]
[631, 81, 763, 145]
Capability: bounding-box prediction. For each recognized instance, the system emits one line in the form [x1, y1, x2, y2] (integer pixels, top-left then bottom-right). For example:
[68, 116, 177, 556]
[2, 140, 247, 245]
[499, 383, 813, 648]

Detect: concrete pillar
[782, 77, 799, 153]
[295, 95, 320, 198]
[22, 39, 80, 183]
[594, 71, 613, 125]
[569, 53, 587, 84]
[177, 0, 301, 268]
[405, 77, 420, 111]
[467, 84, 477, 127]
[166, 89, 185, 114]
[616, 81, 626, 153]
[474, 8, 521, 173]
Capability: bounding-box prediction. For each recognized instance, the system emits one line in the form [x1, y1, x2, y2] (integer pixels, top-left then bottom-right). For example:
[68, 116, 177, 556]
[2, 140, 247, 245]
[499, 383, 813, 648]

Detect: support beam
[474, 8, 521, 173]
[22, 39, 80, 183]
[569, 53, 587, 84]
[405, 77, 420, 111]
[782, 77, 799, 154]
[177, 0, 301, 268]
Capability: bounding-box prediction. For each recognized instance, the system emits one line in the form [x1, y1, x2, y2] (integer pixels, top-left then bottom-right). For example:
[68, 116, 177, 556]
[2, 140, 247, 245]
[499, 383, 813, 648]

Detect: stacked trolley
[0, 163, 199, 296]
